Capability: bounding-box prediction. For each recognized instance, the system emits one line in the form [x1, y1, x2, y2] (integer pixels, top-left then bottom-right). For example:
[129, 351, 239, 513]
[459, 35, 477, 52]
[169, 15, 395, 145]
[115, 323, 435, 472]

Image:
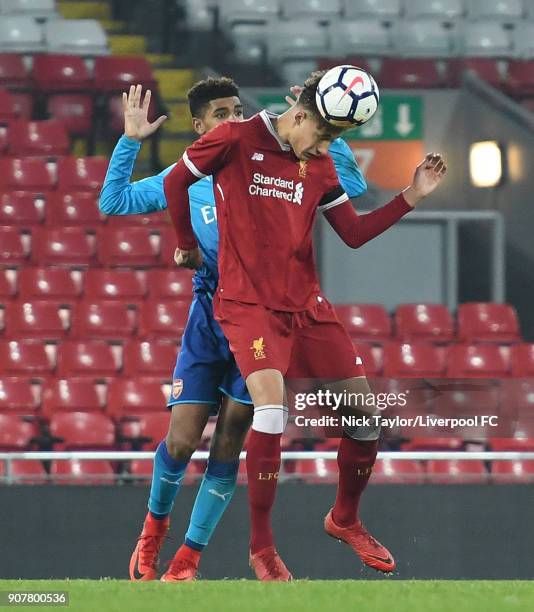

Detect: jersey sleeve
[316, 156, 350, 213]
[328, 138, 367, 199]
[181, 120, 235, 179]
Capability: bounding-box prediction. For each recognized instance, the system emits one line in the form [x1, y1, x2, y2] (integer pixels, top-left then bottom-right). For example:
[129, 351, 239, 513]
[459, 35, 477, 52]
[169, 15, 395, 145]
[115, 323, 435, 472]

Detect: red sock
[332, 436, 378, 528]
[246, 429, 282, 554]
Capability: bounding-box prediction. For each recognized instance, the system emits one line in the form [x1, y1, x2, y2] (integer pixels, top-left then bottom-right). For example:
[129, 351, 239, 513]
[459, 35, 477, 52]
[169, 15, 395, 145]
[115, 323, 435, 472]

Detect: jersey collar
[259, 110, 292, 152]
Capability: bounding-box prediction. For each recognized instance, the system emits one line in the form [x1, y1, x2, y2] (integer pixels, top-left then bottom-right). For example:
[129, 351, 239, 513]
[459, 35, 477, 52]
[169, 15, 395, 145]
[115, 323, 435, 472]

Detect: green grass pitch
[1, 580, 533, 612]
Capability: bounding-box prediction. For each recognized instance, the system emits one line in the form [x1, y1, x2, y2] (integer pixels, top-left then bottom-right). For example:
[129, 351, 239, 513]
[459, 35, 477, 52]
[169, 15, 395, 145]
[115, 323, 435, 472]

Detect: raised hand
[123, 84, 167, 141]
[403, 153, 447, 208]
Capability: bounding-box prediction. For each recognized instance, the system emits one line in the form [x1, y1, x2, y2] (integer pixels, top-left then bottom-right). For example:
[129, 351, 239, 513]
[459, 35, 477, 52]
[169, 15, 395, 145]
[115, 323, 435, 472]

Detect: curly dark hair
[298, 70, 344, 138]
[187, 76, 240, 118]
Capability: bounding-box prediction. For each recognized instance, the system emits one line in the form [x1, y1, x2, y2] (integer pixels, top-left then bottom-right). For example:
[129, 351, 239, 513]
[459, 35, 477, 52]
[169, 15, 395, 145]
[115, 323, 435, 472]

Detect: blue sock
[184, 459, 239, 550]
[148, 441, 189, 519]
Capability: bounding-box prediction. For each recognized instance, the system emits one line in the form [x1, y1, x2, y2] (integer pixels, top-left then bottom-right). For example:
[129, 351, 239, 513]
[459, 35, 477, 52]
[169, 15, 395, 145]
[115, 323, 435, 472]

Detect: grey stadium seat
[405, 0, 464, 21]
[230, 23, 267, 64]
[514, 22, 534, 59]
[45, 19, 109, 56]
[0, 0, 57, 19]
[279, 60, 320, 87]
[182, 0, 215, 31]
[330, 19, 391, 57]
[341, 0, 402, 20]
[266, 20, 328, 61]
[0, 16, 44, 53]
[467, 0, 524, 22]
[459, 22, 513, 57]
[219, 0, 279, 27]
[392, 20, 454, 57]
[282, 0, 342, 21]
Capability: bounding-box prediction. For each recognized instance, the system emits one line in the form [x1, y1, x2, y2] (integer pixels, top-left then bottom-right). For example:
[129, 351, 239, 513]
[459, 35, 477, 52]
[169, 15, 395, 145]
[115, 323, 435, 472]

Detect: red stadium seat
[334, 304, 392, 341]
[70, 301, 136, 341]
[0, 192, 44, 226]
[41, 378, 103, 418]
[56, 341, 121, 378]
[457, 302, 520, 343]
[401, 437, 463, 451]
[32, 54, 92, 93]
[50, 459, 114, 485]
[383, 342, 447, 378]
[129, 459, 153, 481]
[31, 227, 96, 266]
[120, 412, 169, 450]
[146, 269, 193, 301]
[0, 54, 31, 90]
[490, 437, 534, 451]
[138, 301, 191, 339]
[57, 157, 108, 192]
[97, 227, 160, 267]
[317, 57, 373, 74]
[18, 268, 81, 302]
[106, 379, 167, 419]
[511, 343, 534, 377]
[0, 269, 16, 301]
[8, 119, 70, 157]
[84, 269, 146, 302]
[0, 126, 7, 154]
[446, 58, 503, 89]
[447, 344, 510, 378]
[371, 458, 424, 484]
[94, 56, 157, 93]
[426, 459, 487, 484]
[355, 343, 383, 377]
[105, 210, 170, 228]
[394, 304, 454, 342]
[380, 59, 443, 89]
[506, 60, 534, 97]
[46, 191, 103, 227]
[0, 414, 36, 450]
[122, 340, 178, 378]
[492, 460, 534, 483]
[5, 301, 67, 340]
[0, 459, 47, 484]
[0, 340, 54, 379]
[0, 158, 55, 192]
[294, 458, 337, 483]
[0, 226, 29, 265]
[0, 378, 39, 416]
[46, 95, 94, 137]
[10, 93, 32, 119]
[0, 86, 17, 122]
[50, 412, 115, 450]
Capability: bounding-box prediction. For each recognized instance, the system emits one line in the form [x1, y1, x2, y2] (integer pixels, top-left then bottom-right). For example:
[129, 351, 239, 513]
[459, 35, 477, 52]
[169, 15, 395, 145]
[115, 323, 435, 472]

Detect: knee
[165, 430, 198, 462]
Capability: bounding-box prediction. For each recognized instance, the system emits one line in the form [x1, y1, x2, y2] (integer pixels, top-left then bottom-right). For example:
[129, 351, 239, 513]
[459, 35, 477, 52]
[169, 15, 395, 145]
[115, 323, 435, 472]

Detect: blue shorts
[167, 292, 252, 412]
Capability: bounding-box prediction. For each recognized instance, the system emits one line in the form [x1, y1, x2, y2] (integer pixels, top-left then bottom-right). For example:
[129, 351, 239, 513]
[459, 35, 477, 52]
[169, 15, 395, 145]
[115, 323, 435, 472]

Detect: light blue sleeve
[99, 135, 176, 215]
[329, 138, 367, 199]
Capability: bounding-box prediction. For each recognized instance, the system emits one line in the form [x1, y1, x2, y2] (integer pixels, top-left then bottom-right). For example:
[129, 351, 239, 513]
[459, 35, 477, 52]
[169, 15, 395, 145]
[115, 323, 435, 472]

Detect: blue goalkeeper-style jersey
[99, 135, 367, 296]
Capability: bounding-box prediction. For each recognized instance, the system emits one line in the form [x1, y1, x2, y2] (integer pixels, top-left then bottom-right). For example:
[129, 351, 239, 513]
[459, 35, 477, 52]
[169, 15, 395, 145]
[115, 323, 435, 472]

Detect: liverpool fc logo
[298, 160, 308, 178]
[251, 337, 266, 360]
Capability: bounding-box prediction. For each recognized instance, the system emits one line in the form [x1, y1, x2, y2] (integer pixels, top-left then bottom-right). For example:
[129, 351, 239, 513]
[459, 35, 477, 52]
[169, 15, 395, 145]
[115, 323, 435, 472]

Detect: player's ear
[192, 117, 205, 136]
[294, 108, 306, 126]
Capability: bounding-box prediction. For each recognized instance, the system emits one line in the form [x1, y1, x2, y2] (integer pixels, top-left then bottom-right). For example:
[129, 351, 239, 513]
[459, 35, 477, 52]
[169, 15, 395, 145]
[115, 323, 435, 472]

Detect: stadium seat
[227, 23, 266, 64]
[383, 342, 447, 378]
[371, 458, 424, 484]
[490, 437, 534, 452]
[356, 343, 383, 377]
[0, 458, 47, 484]
[511, 343, 534, 377]
[32, 54, 92, 93]
[105, 210, 169, 228]
[282, 0, 341, 21]
[122, 340, 178, 379]
[50, 459, 114, 485]
[0, 226, 29, 265]
[446, 58, 503, 88]
[0, 339, 53, 378]
[426, 459, 487, 483]
[10, 92, 32, 117]
[380, 59, 444, 89]
[45, 192, 103, 227]
[0, 16, 44, 53]
[50, 411, 115, 450]
[0, 269, 16, 301]
[500, 379, 534, 436]
[294, 458, 337, 483]
[0, 86, 17, 122]
[342, 0, 401, 20]
[330, 20, 391, 57]
[44, 19, 109, 56]
[0, 125, 7, 153]
[457, 302, 520, 343]
[31, 227, 95, 266]
[401, 437, 463, 451]
[41, 378, 103, 418]
[447, 344, 510, 378]
[514, 22, 534, 60]
[0, 53, 30, 89]
[129, 459, 153, 482]
[491, 460, 534, 483]
[0, 377, 39, 416]
[0, 413, 36, 449]
[0, 158, 55, 192]
[5, 301, 67, 340]
[391, 21, 453, 57]
[138, 302, 191, 339]
[106, 379, 167, 419]
[18, 268, 81, 302]
[466, 0, 523, 22]
[84, 270, 146, 302]
[0, 0, 57, 18]
[8, 119, 70, 157]
[405, 0, 463, 20]
[279, 60, 319, 88]
[0, 192, 43, 226]
[46, 95, 94, 137]
[334, 304, 391, 341]
[97, 227, 160, 267]
[218, 0, 279, 26]
[94, 56, 157, 93]
[459, 22, 513, 57]
[146, 269, 193, 301]
[119, 412, 169, 450]
[56, 340, 121, 378]
[266, 21, 329, 61]
[394, 304, 454, 342]
[506, 60, 534, 97]
[70, 301, 136, 341]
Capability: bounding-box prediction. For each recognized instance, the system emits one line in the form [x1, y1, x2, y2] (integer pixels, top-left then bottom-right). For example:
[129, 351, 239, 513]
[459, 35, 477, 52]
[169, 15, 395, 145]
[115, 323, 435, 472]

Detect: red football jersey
[177, 111, 349, 311]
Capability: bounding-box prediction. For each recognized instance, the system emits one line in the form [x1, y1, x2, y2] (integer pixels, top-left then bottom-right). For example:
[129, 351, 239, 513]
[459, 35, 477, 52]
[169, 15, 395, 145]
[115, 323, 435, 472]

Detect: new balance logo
[251, 152, 264, 161]
[293, 181, 304, 205]
[208, 489, 231, 501]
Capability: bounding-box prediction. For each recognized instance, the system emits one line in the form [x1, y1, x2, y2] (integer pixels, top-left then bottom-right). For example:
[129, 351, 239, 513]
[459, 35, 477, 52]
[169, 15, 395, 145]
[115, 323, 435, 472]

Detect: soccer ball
[315, 65, 379, 128]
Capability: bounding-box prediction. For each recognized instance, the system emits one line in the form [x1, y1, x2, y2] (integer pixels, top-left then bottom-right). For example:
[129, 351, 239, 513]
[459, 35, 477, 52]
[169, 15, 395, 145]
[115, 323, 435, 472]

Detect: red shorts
[213, 294, 366, 381]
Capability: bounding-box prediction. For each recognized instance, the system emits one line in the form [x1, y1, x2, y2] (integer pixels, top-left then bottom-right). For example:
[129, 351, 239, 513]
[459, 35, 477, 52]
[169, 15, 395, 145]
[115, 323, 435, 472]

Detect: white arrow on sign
[395, 103, 415, 137]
